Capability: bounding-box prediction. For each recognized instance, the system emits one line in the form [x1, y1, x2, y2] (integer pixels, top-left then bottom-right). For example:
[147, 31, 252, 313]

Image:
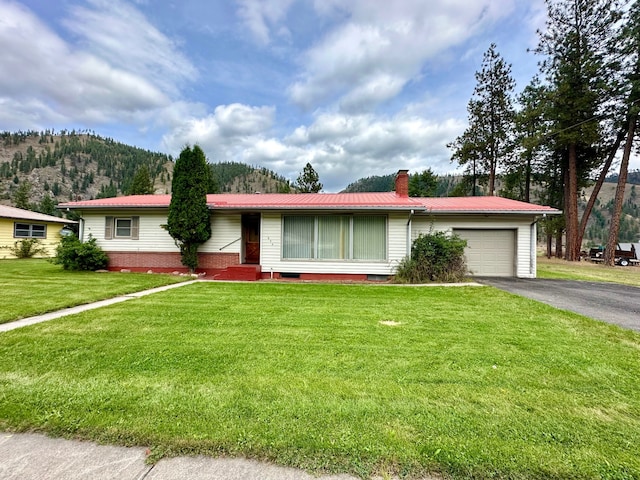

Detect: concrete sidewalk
[0, 280, 198, 333]
[0, 432, 362, 480]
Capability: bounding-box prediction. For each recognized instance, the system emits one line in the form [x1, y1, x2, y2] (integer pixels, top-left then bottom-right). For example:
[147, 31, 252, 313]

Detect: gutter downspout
[406, 209, 414, 256]
[530, 214, 545, 277]
[69, 208, 85, 242]
[79, 215, 85, 242]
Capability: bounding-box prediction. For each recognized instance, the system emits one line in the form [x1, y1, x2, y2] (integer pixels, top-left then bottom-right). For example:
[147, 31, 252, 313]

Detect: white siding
[81, 210, 241, 254]
[200, 213, 241, 253]
[79, 208, 539, 278]
[412, 215, 537, 278]
[82, 210, 176, 252]
[260, 211, 409, 276]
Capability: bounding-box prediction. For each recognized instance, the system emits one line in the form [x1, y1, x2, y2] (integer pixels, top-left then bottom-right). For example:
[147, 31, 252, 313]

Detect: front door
[242, 214, 260, 264]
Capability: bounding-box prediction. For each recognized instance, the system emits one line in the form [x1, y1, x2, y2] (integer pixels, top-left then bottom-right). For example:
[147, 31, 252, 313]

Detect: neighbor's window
[104, 216, 139, 240]
[282, 215, 386, 261]
[115, 218, 132, 237]
[14, 222, 46, 239]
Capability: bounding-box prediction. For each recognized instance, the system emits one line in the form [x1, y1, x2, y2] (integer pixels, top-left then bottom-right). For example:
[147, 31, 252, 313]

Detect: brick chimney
[395, 170, 409, 197]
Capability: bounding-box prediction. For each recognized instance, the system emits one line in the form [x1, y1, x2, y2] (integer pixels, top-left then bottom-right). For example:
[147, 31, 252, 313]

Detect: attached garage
[454, 229, 516, 277]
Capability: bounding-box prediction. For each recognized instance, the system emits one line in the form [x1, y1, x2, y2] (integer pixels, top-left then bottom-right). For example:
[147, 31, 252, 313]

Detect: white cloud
[161, 103, 275, 158]
[64, 0, 197, 95]
[0, 1, 167, 124]
[290, 0, 515, 111]
[0, 0, 197, 132]
[164, 104, 465, 191]
[235, 0, 296, 45]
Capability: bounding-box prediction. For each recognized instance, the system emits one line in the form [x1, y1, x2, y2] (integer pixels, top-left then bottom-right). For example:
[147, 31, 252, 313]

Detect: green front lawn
[1, 282, 639, 479]
[0, 259, 187, 324]
[538, 255, 640, 287]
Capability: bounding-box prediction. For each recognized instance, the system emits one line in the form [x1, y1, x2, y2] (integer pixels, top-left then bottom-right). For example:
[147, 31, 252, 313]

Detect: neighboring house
[59, 171, 561, 279]
[0, 205, 76, 259]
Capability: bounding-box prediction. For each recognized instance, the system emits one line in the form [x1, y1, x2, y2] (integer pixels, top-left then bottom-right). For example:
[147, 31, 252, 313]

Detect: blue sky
[1, 0, 552, 191]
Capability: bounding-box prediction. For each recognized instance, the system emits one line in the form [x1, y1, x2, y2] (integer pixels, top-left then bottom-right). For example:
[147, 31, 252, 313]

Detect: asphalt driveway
[478, 278, 640, 332]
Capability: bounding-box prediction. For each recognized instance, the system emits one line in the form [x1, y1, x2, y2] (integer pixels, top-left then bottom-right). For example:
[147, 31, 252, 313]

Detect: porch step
[213, 265, 262, 281]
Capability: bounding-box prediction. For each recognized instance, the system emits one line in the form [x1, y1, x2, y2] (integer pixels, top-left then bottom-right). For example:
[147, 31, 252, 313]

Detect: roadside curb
[0, 280, 198, 333]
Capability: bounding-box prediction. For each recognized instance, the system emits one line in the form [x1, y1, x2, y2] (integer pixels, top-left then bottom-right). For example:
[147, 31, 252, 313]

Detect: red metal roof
[58, 193, 560, 214]
[422, 196, 560, 213]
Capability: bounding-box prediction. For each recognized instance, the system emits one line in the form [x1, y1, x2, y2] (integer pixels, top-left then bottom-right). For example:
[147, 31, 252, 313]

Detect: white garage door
[454, 229, 515, 277]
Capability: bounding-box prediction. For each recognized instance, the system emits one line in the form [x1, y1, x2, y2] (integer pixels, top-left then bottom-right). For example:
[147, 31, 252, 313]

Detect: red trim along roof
[58, 193, 561, 214]
[0, 204, 77, 223]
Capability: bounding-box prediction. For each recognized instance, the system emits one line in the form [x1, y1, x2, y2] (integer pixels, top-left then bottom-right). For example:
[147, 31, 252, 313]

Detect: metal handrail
[219, 237, 241, 251]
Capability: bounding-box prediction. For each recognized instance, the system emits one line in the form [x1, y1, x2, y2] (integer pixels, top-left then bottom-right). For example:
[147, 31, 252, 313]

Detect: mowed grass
[0, 259, 187, 324]
[1, 282, 639, 479]
[538, 255, 640, 287]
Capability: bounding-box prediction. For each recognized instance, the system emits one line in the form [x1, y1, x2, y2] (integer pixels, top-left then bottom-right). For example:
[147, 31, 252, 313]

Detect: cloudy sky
[1, 0, 551, 191]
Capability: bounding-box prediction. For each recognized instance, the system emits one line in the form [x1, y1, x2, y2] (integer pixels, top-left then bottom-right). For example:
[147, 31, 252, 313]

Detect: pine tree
[13, 181, 32, 210]
[295, 163, 323, 193]
[408, 169, 438, 197]
[605, 0, 640, 265]
[449, 44, 515, 196]
[508, 77, 549, 202]
[167, 145, 212, 272]
[128, 165, 155, 195]
[535, 0, 621, 260]
[38, 193, 56, 216]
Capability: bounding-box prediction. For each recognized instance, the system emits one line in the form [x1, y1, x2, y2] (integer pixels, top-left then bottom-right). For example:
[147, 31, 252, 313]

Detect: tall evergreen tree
[295, 163, 323, 193]
[13, 180, 32, 210]
[535, 0, 621, 260]
[128, 165, 155, 195]
[167, 145, 212, 272]
[507, 77, 550, 202]
[409, 169, 438, 197]
[449, 43, 516, 196]
[38, 192, 56, 216]
[605, 0, 640, 265]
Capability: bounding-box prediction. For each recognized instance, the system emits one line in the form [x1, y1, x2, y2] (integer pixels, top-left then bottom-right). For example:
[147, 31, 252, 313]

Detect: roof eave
[421, 210, 562, 215]
[210, 205, 425, 211]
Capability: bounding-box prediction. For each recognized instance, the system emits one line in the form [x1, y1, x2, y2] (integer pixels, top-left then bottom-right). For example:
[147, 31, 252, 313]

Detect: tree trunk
[525, 154, 531, 204]
[489, 172, 495, 197]
[472, 159, 477, 196]
[604, 116, 636, 266]
[546, 233, 552, 258]
[555, 230, 563, 259]
[565, 143, 580, 261]
[577, 129, 626, 250]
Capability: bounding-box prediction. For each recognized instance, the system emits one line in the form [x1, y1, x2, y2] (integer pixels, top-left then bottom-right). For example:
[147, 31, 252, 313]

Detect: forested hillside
[0, 130, 173, 213]
[0, 131, 292, 216]
[210, 162, 292, 193]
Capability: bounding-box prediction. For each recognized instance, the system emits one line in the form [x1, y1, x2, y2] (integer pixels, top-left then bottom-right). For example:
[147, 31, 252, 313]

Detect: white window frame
[115, 218, 133, 238]
[14, 222, 46, 239]
[105, 216, 139, 240]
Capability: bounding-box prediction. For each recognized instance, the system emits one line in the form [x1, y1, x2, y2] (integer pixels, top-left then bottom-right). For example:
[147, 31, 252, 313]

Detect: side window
[14, 223, 46, 239]
[115, 218, 132, 237]
[104, 216, 139, 240]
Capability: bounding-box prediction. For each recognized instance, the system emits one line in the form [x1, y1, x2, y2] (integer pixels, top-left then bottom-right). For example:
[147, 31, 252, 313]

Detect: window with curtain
[353, 216, 386, 260]
[282, 216, 314, 259]
[282, 215, 386, 261]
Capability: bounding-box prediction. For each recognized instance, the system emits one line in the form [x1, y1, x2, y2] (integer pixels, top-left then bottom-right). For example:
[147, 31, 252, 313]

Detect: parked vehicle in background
[589, 243, 639, 266]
